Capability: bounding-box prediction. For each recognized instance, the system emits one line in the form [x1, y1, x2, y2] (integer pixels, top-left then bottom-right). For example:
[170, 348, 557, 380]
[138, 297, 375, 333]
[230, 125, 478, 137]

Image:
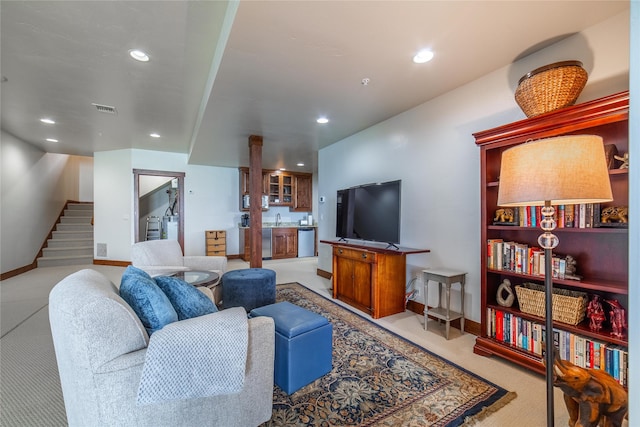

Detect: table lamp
[497, 134, 613, 426]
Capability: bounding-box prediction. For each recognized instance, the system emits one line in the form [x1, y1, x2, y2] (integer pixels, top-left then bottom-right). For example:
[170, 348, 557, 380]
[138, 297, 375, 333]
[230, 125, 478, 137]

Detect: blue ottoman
[222, 268, 276, 312]
[249, 301, 332, 394]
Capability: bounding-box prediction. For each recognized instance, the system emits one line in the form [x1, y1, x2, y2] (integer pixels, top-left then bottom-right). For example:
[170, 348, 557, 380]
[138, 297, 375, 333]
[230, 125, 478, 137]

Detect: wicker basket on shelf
[515, 282, 587, 325]
[515, 60, 588, 118]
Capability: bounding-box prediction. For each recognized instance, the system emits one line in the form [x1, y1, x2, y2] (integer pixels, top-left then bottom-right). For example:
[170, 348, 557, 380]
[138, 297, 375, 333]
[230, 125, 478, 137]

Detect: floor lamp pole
[539, 201, 557, 427]
[544, 245, 554, 427]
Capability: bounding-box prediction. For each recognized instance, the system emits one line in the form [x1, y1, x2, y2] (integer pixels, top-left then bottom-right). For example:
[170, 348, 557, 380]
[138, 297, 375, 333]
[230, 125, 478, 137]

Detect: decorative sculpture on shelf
[496, 279, 515, 307]
[493, 208, 515, 224]
[550, 350, 627, 427]
[586, 295, 606, 332]
[600, 206, 628, 224]
[604, 144, 618, 169]
[613, 152, 629, 169]
[564, 255, 581, 281]
[605, 299, 627, 339]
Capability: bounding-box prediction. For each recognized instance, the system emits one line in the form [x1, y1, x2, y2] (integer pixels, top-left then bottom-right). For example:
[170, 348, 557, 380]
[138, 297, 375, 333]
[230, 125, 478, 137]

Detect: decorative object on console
[605, 299, 627, 340]
[586, 295, 606, 332]
[514, 60, 588, 118]
[497, 134, 613, 426]
[496, 279, 515, 307]
[550, 350, 627, 427]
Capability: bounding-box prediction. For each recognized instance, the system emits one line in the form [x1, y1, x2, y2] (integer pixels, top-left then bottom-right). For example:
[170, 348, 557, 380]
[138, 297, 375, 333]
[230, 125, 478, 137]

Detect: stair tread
[38, 254, 93, 260]
[44, 246, 93, 250]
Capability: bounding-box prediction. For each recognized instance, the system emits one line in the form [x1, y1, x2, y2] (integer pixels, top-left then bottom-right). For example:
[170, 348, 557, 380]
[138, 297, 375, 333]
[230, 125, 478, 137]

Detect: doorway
[133, 169, 185, 251]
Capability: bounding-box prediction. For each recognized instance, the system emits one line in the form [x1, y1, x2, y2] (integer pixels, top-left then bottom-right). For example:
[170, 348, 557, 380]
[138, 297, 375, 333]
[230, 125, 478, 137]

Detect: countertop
[238, 222, 317, 229]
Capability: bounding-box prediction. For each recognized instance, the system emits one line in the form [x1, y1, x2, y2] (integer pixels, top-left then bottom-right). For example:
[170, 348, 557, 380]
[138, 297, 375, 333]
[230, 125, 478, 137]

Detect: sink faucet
[275, 213, 281, 227]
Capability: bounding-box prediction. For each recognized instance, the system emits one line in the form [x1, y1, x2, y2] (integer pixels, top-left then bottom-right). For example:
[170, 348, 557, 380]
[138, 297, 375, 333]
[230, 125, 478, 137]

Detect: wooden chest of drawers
[205, 230, 226, 256]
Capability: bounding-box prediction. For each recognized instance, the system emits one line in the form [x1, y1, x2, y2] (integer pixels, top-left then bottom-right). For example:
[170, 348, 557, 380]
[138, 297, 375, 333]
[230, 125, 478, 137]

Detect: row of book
[494, 203, 602, 228]
[487, 307, 628, 386]
[487, 239, 571, 278]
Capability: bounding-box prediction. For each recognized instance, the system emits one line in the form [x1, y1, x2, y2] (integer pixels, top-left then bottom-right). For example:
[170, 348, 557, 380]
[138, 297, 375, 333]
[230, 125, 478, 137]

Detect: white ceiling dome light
[129, 49, 150, 62]
[413, 49, 434, 64]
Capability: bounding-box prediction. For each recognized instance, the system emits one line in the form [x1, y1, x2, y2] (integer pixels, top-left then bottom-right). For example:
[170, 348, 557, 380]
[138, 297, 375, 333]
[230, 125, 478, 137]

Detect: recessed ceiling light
[150, 133, 161, 138]
[413, 49, 434, 64]
[129, 49, 150, 62]
[40, 118, 55, 124]
[46, 138, 59, 143]
[317, 117, 329, 124]
[297, 162, 304, 167]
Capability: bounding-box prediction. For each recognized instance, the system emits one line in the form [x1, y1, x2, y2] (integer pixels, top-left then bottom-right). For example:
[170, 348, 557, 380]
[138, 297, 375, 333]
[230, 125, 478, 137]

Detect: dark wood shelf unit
[473, 91, 629, 377]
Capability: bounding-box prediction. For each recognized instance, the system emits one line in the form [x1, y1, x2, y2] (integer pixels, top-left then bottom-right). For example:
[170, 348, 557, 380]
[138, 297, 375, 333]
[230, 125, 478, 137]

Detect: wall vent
[96, 243, 107, 257]
[91, 103, 118, 115]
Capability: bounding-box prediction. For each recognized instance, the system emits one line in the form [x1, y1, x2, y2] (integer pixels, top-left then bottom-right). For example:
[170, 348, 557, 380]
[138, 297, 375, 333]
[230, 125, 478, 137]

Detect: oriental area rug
[264, 283, 516, 427]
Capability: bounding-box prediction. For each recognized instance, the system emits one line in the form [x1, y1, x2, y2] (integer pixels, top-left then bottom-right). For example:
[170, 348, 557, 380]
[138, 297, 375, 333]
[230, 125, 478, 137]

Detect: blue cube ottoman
[249, 301, 332, 394]
[221, 268, 276, 312]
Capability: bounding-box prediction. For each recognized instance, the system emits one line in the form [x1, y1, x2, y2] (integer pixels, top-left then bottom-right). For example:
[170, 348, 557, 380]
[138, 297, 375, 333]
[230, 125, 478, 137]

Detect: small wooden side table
[423, 268, 467, 339]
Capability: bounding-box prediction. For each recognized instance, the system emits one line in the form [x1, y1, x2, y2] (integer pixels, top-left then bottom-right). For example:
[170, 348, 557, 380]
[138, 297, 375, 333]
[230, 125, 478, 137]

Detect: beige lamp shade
[497, 135, 613, 207]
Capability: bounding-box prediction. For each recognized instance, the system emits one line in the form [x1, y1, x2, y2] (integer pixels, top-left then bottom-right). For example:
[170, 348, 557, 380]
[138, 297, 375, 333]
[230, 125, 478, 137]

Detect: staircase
[37, 202, 94, 268]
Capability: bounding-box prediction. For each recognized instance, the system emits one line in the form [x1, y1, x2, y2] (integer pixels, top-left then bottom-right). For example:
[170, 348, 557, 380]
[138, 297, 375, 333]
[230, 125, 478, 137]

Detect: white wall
[93, 149, 133, 262]
[0, 131, 92, 273]
[318, 11, 630, 324]
[93, 148, 314, 262]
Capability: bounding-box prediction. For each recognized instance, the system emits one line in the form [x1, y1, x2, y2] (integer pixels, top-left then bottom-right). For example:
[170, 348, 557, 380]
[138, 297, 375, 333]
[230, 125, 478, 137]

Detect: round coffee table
[171, 270, 220, 288]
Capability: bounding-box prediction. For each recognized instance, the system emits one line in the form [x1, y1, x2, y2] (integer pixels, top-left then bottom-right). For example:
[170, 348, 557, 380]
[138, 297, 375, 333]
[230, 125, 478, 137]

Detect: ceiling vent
[91, 103, 118, 115]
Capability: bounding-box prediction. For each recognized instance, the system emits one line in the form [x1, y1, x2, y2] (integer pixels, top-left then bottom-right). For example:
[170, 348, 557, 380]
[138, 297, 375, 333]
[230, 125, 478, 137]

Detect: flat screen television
[336, 180, 401, 246]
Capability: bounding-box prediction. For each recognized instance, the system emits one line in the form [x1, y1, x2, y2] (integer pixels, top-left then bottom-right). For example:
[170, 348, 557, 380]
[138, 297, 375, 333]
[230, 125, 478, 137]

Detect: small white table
[423, 268, 467, 339]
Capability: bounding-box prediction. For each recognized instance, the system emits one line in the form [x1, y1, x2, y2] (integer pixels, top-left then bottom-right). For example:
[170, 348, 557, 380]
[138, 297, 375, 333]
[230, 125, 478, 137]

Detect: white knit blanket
[136, 307, 248, 405]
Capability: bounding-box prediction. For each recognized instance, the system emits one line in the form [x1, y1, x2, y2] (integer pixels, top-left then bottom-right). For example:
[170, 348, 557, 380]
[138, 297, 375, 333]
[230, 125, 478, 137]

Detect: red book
[496, 311, 503, 342]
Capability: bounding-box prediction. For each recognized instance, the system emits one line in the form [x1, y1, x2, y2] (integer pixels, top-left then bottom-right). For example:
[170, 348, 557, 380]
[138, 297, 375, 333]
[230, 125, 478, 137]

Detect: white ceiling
[1, 1, 629, 174]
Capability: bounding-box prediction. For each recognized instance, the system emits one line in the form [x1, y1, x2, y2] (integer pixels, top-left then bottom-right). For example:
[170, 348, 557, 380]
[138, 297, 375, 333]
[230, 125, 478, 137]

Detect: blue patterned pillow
[120, 266, 178, 335]
[154, 275, 218, 320]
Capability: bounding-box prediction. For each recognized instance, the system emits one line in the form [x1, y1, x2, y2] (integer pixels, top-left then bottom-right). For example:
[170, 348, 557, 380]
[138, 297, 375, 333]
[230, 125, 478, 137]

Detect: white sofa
[131, 240, 227, 303]
[49, 269, 275, 427]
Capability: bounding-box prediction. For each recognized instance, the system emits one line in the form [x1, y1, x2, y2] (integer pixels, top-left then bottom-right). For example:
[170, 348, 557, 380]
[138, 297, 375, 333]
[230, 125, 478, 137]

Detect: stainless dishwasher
[262, 228, 272, 259]
[297, 228, 315, 257]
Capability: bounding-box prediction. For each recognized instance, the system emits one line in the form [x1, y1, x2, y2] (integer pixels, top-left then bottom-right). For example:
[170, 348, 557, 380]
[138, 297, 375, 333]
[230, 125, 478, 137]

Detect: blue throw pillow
[154, 275, 218, 321]
[120, 267, 178, 335]
[122, 264, 152, 280]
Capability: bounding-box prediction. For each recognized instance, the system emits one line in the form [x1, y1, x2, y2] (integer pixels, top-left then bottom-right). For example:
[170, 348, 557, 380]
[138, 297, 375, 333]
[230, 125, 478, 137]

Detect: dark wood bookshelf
[473, 91, 629, 383]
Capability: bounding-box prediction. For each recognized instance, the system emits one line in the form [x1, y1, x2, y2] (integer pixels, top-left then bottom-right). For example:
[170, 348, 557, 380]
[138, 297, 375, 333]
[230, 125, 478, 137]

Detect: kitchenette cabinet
[293, 174, 312, 212]
[239, 168, 312, 212]
[241, 226, 316, 260]
[272, 228, 298, 259]
[267, 172, 294, 206]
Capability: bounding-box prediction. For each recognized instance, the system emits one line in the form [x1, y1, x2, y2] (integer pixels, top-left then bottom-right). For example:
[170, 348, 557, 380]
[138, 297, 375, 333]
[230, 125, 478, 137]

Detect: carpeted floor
[267, 283, 516, 427]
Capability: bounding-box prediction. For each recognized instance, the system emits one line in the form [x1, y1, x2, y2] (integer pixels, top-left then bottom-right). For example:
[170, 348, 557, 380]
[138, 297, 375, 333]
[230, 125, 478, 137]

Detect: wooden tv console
[321, 240, 430, 319]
